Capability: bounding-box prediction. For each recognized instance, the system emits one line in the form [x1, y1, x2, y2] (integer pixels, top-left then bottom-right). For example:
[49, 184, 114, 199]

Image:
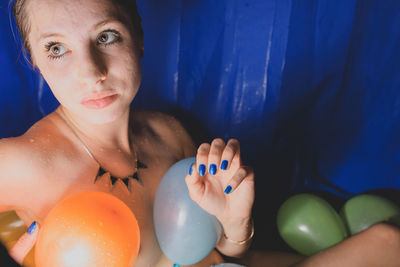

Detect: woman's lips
[81, 91, 118, 109]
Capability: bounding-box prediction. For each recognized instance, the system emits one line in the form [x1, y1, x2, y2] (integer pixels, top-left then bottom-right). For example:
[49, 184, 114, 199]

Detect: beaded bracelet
[223, 218, 255, 245]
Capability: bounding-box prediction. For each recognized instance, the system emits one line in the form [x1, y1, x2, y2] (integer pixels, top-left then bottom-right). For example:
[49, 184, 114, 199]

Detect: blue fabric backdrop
[0, 0, 399, 249]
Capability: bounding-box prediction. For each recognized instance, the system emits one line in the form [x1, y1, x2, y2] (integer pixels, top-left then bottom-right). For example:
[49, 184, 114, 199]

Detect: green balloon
[340, 194, 400, 235]
[277, 194, 348, 256]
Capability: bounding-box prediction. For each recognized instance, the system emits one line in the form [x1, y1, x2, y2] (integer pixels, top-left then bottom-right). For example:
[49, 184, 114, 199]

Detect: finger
[9, 221, 39, 265]
[220, 138, 240, 171]
[196, 143, 211, 176]
[207, 138, 225, 175]
[223, 166, 254, 194]
[185, 163, 205, 203]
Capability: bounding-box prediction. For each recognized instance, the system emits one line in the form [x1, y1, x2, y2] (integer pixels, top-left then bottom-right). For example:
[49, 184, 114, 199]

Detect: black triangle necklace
[56, 109, 147, 192]
[94, 160, 147, 191]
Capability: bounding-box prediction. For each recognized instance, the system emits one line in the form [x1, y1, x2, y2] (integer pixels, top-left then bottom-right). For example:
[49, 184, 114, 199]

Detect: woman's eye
[45, 42, 67, 59]
[97, 31, 120, 45]
[49, 44, 67, 58]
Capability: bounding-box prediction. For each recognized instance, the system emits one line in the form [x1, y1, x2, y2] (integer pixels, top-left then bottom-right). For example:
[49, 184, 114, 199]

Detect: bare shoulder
[0, 113, 69, 210]
[132, 110, 196, 158]
[0, 127, 47, 178]
[0, 113, 62, 176]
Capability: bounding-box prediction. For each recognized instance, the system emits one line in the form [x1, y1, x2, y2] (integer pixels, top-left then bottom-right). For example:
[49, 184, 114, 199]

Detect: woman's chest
[19, 148, 180, 265]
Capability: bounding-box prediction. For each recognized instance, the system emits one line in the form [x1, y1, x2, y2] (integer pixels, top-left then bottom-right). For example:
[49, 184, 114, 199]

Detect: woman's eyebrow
[37, 18, 122, 42]
[38, 32, 64, 42]
[91, 18, 123, 31]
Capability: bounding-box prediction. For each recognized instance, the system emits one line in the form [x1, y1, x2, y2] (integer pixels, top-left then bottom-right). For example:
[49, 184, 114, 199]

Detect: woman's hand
[8, 221, 38, 265]
[185, 138, 255, 256]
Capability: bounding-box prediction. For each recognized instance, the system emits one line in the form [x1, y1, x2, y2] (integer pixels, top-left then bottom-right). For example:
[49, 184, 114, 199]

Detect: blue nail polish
[173, 264, 180, 267]
[224, 185, 232, 194]
[209, 164, 216, 175]
[199, 164, 206, 176]
[27, 221, 37, 234]
[189, 164, 194, 175]
[221, 160, 228, 170]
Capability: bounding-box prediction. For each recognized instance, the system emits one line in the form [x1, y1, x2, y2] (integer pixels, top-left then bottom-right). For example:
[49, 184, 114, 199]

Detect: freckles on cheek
[39, 67, 60, 87]
[39, 60, 73, 80]
[39, 65, 74, 94]
[127, 52, 141, 75]
[122, 58, 135, 74]
[114, 50, 140, 80]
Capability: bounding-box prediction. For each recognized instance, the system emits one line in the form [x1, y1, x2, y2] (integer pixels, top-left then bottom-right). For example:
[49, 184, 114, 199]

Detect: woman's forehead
[29, 0, 121, 18]
[29, 0, 124, 40]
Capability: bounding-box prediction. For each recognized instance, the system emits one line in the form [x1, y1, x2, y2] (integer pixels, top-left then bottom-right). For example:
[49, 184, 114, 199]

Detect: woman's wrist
[219, 216, 254, 246]
[223, 217, 254, 245]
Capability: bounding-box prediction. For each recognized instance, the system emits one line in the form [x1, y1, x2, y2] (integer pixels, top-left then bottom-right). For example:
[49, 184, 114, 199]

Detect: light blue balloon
[154, 157, 222, 265]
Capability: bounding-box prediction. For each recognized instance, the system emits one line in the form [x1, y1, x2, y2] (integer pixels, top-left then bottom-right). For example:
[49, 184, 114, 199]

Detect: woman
[6, 1, 400, 266]
[1, 0, 255, 265]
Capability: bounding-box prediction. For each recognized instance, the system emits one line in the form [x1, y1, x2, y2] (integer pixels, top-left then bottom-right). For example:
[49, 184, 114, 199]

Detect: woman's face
[28, 0, 142, 124]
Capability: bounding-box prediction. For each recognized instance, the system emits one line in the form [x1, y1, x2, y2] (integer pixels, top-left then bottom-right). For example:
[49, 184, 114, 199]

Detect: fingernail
[27, 221, 37, 234]
[199, 164, 206, 176]
[209, 164, 216, 175]
[221, 160, 228, 170]
[224, 185, 232, 194]
[189, 163, 194, 175]
[173, 264, 180, 267]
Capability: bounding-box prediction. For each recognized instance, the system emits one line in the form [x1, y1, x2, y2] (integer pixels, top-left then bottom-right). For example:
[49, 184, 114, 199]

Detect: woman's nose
[77, 47, 108, 87]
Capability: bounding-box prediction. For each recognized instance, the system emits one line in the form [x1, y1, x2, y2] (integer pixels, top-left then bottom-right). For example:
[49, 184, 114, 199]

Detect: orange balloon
[35, 191, 140, 267]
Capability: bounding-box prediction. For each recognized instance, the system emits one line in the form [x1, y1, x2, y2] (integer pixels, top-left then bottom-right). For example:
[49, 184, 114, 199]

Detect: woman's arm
[224, 223, 400, 267]
[0, 136, 44, 213]
[293, 223, 400, 267]
[0, 139, 25, 212]
[0, 138, 42, 265]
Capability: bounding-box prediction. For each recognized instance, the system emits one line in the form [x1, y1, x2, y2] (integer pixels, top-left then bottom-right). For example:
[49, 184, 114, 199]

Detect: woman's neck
[57, 107, 133, 154]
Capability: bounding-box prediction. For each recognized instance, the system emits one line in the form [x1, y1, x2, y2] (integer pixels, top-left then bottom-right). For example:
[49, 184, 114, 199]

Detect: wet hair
[11, 0, 143, 57]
